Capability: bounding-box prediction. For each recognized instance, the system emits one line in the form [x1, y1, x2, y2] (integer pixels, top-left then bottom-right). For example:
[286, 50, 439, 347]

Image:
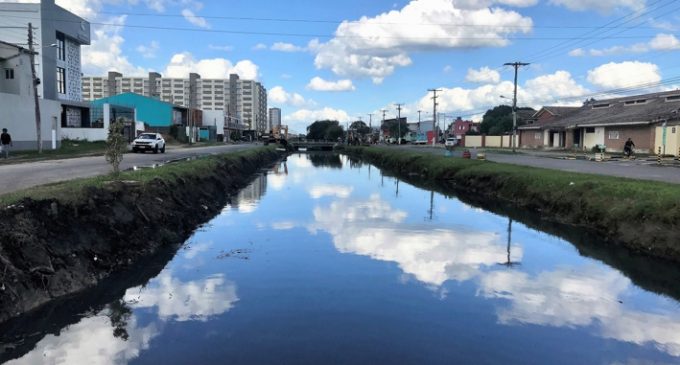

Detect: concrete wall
[501, 135, 518, 148]
[0, 92, 62, 150]
[485, 136, 502, 148]
[602, 125, 654, 153]
[465, 135, 483, 147]
[61, 104, 110, 141]
[654, 125, 680, 156]
[520, 130, 543, 148]
[583, 127, 605, 150]
[203, 110, 225, 133]
[0, 46, 33, 96]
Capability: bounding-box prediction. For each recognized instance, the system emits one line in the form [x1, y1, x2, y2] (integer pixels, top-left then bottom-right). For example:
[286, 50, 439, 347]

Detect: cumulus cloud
[549, 0, 645, 13]
[269, 86, 309, 107]
[164, 52, 259, 79]
[253, 43, 268, 50]
[416, 70, 587, 116]
[82, 15, 148, 76]
[283, 107, 352, 134]
[208, 44, 234, 52]
[307, 77, 356, 92]
[587, 61, 661, 89]
[466, 66, 501, 83]
[311, 0, 533, 83]
[649, 33, 680, 50]
[271, 42, 305, 52]
[308, 184, 354, 199]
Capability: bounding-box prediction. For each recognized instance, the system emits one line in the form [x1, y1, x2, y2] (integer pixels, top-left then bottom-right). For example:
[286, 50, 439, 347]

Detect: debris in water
[217, 249, 251, 260]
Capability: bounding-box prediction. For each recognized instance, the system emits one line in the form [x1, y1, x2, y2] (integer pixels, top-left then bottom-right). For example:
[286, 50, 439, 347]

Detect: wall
[583, 127, 605, 150]
[654, 125, 680, 156]
[604, 125, 654, 153]
[486, 136, 502, 148]
[519, 130, 543, 148]
[203, 110, 225, 133]
[464, 135, 483, 147]
[0, 2, 43, 98]
[0, 92, 62, 150]
[0, 47, 33, 96]
[61, 104, 110, 141]
[92, 93, 173, 127]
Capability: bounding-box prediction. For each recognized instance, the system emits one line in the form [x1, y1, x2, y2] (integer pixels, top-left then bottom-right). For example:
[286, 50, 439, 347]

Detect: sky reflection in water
[8, 153, 680, 365]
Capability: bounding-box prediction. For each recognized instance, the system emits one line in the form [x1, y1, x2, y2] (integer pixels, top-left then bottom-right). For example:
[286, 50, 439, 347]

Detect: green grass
[2, 139, 108, 164]
[0, 146, 276, 207]
[347, 146, 680, 231]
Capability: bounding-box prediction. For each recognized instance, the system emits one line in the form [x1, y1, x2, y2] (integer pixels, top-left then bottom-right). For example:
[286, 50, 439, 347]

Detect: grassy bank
[0, 146, 279, 323]
[346, 146, 680, 260]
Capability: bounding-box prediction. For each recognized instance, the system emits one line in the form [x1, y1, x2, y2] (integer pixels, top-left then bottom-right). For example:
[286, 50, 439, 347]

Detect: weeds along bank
[345, 147, 680, 261]
[0, 147, 280, 324]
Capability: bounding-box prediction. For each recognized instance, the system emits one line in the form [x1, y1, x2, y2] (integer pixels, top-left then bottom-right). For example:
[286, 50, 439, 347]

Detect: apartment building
[269, 108, 282, 131]
[82, 72, 268, 132]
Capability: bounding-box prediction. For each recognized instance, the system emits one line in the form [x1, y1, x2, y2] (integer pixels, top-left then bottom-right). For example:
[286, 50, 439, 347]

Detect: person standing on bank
[1, 128, 12, 159]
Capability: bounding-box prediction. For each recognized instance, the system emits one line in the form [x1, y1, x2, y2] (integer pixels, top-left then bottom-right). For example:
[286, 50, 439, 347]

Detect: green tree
[382, 118, 408, 139]
[349, 120, 370, 136]
[307, 120, 344, 140]
[105, 118, 126, 175]
[480, 105, 535, 135]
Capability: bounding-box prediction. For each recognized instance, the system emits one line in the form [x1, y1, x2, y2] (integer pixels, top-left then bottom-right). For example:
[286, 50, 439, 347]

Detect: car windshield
[138, 134, 156, 140]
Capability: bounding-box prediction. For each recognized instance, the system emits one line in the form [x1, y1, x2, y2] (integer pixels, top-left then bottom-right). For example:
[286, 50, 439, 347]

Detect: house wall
[0, 92, 62, 150]
[583, 127, 605, 150]
[604, 125, 654, 153]
[465, 135, 483, 147]
[0, 47, 33, 96]
[92, 93, 173, 127]
[502, 135, 518, 148]
[486, 136, 502, 148]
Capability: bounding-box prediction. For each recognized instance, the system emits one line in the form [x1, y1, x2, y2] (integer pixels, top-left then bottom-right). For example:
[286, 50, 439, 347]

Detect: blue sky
[18, 0, 680, 132]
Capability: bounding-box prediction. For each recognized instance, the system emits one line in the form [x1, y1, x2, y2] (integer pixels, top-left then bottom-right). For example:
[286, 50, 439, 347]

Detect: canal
[3, 153, 680, 364]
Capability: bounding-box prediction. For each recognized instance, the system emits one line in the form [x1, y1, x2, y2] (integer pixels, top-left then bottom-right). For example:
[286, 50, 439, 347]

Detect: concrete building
[0, 41, 62, 150]
[82, 72, 268, 133]
[268, 108, 281, 131]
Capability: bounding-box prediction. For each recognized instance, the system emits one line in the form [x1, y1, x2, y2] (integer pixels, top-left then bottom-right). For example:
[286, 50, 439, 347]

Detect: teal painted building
[91, 92, 186, 128]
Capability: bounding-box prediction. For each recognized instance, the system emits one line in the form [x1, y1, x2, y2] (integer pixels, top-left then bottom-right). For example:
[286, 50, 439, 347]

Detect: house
[519, 91, 680, 153]
[0, 41, 62, 150]
[448, 117, 480, 139]
[91, 92, 192, 134]
[519, 106, 579, 149]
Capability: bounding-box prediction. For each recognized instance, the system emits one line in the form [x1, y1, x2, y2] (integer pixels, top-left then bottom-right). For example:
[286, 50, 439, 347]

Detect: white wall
[202, 110, 225, 132]
[583, 127, 605, 150]
[0, 92, 61, 150]
[0, 2, 43, 98]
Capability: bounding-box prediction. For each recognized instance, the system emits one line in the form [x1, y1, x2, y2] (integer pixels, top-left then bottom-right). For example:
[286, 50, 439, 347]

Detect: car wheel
[154, 145, 159, 154]
[161, 144, 166, 153]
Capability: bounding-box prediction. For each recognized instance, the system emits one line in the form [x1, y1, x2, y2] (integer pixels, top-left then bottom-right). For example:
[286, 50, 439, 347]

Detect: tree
[349, 120, 370, 136]
[306, 120, 344, 140]
[105, 118, 126, 175]
[480, 105, 535, 135]
[382, 118, 408, 139]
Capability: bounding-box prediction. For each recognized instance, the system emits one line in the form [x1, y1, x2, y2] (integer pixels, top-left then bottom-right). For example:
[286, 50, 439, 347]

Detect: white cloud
[253, 43, 268, 50]
[164, 52, 259, 79]
[81, 15, 148, 76]
[306, 77, 356, 92]
[311, 0, 533, 83]
[649, 33, 680, 50]
[443, 65, 453, 73]
[283, 107, 352, 134]
[549, 0, 645, 13]
[181, 8, 209, 28]
[308, 184, 354, 199]
[587, 61, 661, 89]
[208, 44, 234, 52]
[271, 42, 305, 52]
[269, 86, 308, 107]
[416, 70, 587, 117]
[136, 40, 159, 59]
[569, 33, 680, 57]
[466, 66, 501, 84]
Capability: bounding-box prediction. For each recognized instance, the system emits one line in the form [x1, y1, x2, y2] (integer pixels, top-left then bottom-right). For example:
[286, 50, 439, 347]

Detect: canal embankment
[0, 147, 280, 324]
[344, 147, 680, 261]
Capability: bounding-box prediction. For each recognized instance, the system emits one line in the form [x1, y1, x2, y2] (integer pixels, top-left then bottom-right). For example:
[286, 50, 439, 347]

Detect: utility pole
[417, 110, 422, 133]
[381, 109, 387, 142]
[28, 23, 42, 153]
[395, 103, 403, 145]
[368, 113, 373, 129]
[504, 61, 530, 153]
[429, 89, 441, 146]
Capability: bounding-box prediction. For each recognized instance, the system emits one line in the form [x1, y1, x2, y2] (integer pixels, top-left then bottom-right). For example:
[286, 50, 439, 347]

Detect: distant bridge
[289, 140, 338, 151]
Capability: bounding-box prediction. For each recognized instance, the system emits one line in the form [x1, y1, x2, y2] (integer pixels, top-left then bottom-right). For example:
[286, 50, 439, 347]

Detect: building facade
[268, 108, 282, 131]
[82, 72, 268, 133]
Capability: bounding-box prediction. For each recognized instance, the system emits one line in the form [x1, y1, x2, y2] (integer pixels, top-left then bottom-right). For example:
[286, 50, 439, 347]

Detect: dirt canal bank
[0, 147, 280, 324]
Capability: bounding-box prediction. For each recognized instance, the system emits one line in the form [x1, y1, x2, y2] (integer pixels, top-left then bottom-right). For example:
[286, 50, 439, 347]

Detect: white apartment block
[82, 72, 268, 132]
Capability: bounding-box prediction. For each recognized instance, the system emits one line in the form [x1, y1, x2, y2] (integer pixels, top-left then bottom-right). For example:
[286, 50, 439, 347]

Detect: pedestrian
[624, 137, 635, 158]
[0, 128, 11, 159]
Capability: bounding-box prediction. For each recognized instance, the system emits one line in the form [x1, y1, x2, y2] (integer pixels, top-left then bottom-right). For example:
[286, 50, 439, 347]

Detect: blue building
[91, 92, 189, 130]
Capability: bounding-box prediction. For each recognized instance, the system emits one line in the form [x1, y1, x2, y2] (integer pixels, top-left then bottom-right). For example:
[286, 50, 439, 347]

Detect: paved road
[0, 144, 259, 195]
[402, 145, 680, 184]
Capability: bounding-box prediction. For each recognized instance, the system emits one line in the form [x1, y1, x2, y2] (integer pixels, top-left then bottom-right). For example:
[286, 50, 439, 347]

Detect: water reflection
[226, 173, 268, 213]
[307, 153, 343, 169]
[309, 193, 521, 286]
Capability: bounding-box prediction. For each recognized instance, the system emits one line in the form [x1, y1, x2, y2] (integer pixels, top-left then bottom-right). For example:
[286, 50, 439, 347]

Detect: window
[57, 67, 66, 94]
[592, 103, 610, 109]
[4, 68, 14, 79]
[56, 32, 65, 61]
[624, 99, 647, 106]
[585, 127, 595, 133]
[666, 95, 680, 102]
[608, 131, 620, 140]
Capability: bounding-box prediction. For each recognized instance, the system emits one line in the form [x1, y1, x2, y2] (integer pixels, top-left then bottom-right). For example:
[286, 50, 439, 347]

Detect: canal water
[4, 153, 680, 364]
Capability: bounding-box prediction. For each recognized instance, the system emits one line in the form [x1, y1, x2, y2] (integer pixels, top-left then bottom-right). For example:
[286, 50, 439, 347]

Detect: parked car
[445, 137, 457, 147]
[131, 133, 166, 153]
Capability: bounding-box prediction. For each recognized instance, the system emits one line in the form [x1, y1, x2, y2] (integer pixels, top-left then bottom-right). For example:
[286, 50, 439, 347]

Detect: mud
[0, 149, 280, 324]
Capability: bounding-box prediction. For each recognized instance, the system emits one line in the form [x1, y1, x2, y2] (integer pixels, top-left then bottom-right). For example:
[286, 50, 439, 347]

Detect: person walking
[0, 128, 11, 159]
[624, 137, 635, 158]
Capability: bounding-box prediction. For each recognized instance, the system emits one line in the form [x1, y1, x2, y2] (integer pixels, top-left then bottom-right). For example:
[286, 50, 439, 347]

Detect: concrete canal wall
[0, 147, 280, 324]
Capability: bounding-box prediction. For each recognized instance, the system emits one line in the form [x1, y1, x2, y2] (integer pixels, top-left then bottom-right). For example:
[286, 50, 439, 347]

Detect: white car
[445, 137, 457, 147]
[131, 133, 166, 154]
